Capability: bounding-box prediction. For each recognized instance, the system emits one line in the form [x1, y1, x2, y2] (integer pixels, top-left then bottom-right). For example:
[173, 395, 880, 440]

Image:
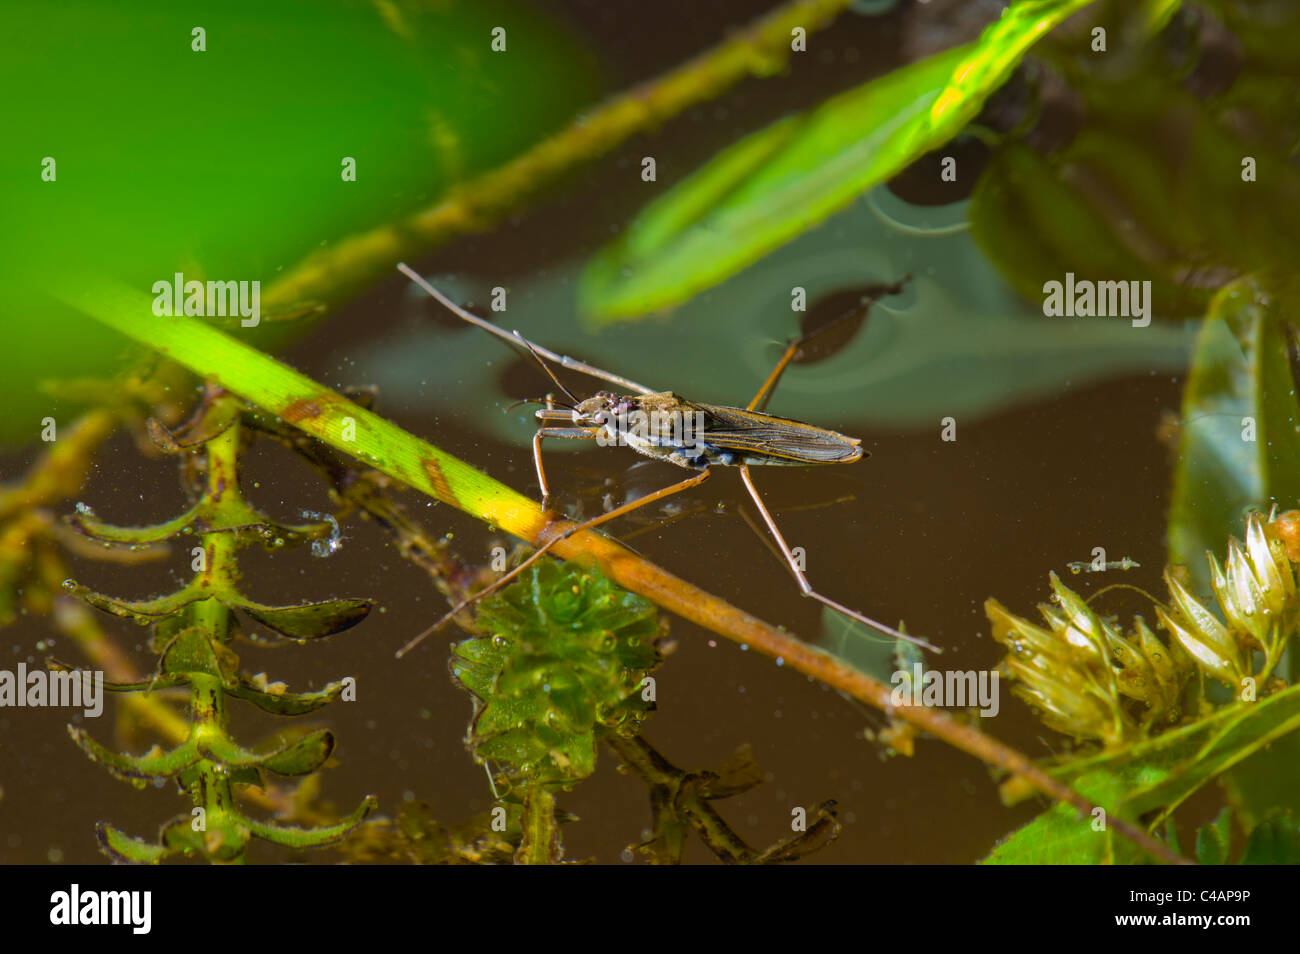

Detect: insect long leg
[747, 338, 806, 412]
[531, 425, 601, 505]
[735, 488, 859, 562]
[395, 468, 713, 658]
[747, 277, 910, 412]
[736, 503, 791, 569]
[736, 464, 941, 653]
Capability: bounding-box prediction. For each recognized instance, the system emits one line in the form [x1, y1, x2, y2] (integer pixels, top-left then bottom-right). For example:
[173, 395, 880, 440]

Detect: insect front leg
[532, 425, 601, 506]
[736, 464, 940, 653]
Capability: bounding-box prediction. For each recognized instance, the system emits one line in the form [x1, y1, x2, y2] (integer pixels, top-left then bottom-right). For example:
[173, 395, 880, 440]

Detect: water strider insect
[394, 262, 940, 657]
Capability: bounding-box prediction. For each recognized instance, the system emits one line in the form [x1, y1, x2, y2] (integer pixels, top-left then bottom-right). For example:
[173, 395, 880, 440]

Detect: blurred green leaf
[986, 682, 1300, 863]
[1239, 810, 1300, 864]
[580, 0, 1095, 321]
[969, 136, 1211, 320]
[1223, 733, 1300, 829]
[969, 11, 1300, 320]
[1168, 275, 1300, 597]
[1195, 806, 1232, 865]
[1065, 685, 1300, 819]
[0, 0, 598, 444]
[981, 770, 1146, 864]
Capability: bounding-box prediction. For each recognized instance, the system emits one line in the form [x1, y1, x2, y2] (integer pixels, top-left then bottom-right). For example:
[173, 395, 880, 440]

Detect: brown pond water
[0, 0, 1221, 864]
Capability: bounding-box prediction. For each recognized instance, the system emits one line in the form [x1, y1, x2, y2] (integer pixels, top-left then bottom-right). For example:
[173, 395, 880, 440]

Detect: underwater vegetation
[2, 0, 1299, 867]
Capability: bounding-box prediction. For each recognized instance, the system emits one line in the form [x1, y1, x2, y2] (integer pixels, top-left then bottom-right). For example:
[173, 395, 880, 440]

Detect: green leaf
[989, 682, 1300, 863]
[1239, 810, 1300, 864]
[580, 0, 1095, 320]
[816, 608, 910, 684]
[1195, 806, 1233, 865]
[159, 627, 224, 679]
[69, 505, 201, 545]
[161, 812, 249, 863]
[238, 597, 373, 640]
[968, 138, 1199, 318]
[1163, 815, 1183, 856]
[95, 824, 170, 865]
[1223, 733, 1300, 829]
[69, 727, 198, 781]
[242, 795, 377, 850]
[198, 727, 336, 776]
[967, 55, 1300, 321]
[981, 770, 1146, 864]
[1168, 275, 1300, 596]
[1028, 682, 1300, 818]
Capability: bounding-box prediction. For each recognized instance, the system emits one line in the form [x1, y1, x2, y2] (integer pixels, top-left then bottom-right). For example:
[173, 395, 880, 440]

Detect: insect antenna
[504, 395, 576, 414]
[512, 332, 581, 406]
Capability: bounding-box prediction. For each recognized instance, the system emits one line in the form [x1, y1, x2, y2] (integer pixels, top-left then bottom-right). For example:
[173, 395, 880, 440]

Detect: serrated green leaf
[69, 505, 200, 545]
[453, 561, 661, 787]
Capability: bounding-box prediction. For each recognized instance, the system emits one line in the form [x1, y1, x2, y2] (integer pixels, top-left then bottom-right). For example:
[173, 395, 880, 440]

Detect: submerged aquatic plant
[64, 388, 375, 863]
[451, 559, 663, 863]
[987, 510, 1298, 748]
[446, 557, 842, 864]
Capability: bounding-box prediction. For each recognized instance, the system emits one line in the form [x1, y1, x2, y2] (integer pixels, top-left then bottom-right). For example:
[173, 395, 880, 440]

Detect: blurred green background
[0, 0, 598, 442]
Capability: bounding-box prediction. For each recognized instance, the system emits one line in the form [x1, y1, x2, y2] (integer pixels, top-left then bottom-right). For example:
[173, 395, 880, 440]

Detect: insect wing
[690, 402, 863, 464]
